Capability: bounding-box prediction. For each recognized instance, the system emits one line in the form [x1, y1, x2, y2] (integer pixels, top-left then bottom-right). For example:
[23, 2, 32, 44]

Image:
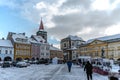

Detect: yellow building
[78, 39, 108, 58]
[14, 43, 31, 61]
[107, 40, 120, 60]
[78, 34, 120, 60]
[7, 32, 31, 61]
[50, 45, 63, 60]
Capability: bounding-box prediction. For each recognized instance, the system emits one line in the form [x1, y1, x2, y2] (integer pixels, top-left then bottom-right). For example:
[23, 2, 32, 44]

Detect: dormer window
[22, 39, 27, 42]
[16, 38, 27, 42]
[95, 41, 97, 44]
[16, 38, 21, 41]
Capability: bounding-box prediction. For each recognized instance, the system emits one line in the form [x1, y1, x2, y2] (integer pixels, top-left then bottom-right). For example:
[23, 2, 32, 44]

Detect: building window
[41, 53, 44, 55]
[51, 53, 53, 55]
[73, 56, 75, 58]
[10, 50, 12, 54]
[89, 53, 92, 57]
[41, 47, 44, 50]
[64, 43, 66, 47]
[72, 42, 74, 46]
[5, 50, 8, 54]
[46, 53, 49, 55]
[95, 41, 97, 44]
[46, 47, 49, 50]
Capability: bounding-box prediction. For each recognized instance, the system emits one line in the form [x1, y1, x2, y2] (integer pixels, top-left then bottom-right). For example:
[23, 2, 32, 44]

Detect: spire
[39, 18, 44, 30]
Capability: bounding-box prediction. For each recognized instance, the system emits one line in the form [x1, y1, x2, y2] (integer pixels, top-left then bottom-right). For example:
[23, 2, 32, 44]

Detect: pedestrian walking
[67, 60, 72, 72]
[84, 61, 93, 80]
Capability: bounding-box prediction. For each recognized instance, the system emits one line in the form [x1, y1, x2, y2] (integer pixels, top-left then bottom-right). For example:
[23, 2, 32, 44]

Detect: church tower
[36, 19, 47, 43]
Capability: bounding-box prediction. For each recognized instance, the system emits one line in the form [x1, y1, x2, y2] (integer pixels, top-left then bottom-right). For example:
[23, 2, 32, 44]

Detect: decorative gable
[89, 39, 106, 45]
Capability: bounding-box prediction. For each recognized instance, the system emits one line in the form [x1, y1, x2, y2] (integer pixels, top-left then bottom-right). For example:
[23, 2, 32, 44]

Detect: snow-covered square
[0, 64, 110, 80]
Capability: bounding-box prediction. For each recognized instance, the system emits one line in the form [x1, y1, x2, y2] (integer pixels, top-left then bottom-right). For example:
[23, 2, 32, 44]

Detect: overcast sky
[1, 0, 120, 48]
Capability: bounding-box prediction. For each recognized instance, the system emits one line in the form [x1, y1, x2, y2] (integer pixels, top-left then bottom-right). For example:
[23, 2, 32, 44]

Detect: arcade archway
[4, 56, 12, 61]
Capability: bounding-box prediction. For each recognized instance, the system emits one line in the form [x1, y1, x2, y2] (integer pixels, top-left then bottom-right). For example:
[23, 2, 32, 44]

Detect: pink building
[29, 38, 40, 60]
[29, 19, 50, 60]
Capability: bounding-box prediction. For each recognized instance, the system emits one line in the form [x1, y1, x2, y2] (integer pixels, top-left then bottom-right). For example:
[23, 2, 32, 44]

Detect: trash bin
[109, 76, 118, 80]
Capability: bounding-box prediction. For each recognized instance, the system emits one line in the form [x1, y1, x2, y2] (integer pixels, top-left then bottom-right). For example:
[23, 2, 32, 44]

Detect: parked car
[29, 60, 38, 64]
[1, 61, 11, 68]
[11, 61, 17, 67]
[36, 59, 46, 64]
[0, 61, 4, 66]
[16, 61, 29, 68]
[36, 59, 49, 64]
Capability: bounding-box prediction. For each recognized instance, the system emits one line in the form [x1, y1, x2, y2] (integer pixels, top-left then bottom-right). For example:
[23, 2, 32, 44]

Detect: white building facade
[0, 39, 14, 61]
[40, 43, 50, 59]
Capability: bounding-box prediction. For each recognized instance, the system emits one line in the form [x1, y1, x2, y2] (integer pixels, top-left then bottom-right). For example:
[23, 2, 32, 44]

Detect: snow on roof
[28, 38, 39, 44]
[12, 33, 30, 44]
[32, 35, 45, 43]
[0, 39, 13, 47]
[67, 35, 84, 41]
[50, 46, 61, 51]
[87, 34, 120, 43]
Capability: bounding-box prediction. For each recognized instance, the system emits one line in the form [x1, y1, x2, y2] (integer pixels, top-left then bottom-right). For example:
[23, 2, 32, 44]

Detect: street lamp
[118, 60, 120, 74]
[63, 52, 68, 62]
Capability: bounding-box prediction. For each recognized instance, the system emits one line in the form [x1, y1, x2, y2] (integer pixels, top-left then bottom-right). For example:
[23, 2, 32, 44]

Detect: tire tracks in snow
[49, 65, 65, 80]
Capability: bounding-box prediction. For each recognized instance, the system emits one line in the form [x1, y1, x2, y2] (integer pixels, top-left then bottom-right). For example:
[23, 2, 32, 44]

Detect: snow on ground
[0, 64, 111, 80]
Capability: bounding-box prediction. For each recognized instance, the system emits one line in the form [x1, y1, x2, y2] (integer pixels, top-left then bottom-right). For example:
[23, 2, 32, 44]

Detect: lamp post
[118, 60, 120, 74]
[63, 52, 67, 62]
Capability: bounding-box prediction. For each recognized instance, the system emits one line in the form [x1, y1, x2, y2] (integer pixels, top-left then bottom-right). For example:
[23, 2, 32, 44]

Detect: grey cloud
[47, 7, 120, 40]
[61, 0, 92, 9]
[79, 29, 106, 40]
[3, 0, 120, 42]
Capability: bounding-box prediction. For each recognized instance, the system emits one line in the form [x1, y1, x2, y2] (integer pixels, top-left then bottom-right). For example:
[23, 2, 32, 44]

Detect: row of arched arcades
[0, 56, 41, 61]
[0, 56, 12, 61]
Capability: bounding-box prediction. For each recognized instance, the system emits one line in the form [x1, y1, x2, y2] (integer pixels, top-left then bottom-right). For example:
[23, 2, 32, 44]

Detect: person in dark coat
[84, 61, 93, 80]
[67, 60, 72, 72]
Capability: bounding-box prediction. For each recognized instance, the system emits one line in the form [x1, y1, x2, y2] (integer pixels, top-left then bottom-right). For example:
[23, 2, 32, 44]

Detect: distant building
[7, 32, 31, 61]
[50, 45, 63, 60]
[78, 39, 108, 59]
[0, 39, 14, 61]
[78, 34, 120, 60]
[61, 35, 85, 60]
